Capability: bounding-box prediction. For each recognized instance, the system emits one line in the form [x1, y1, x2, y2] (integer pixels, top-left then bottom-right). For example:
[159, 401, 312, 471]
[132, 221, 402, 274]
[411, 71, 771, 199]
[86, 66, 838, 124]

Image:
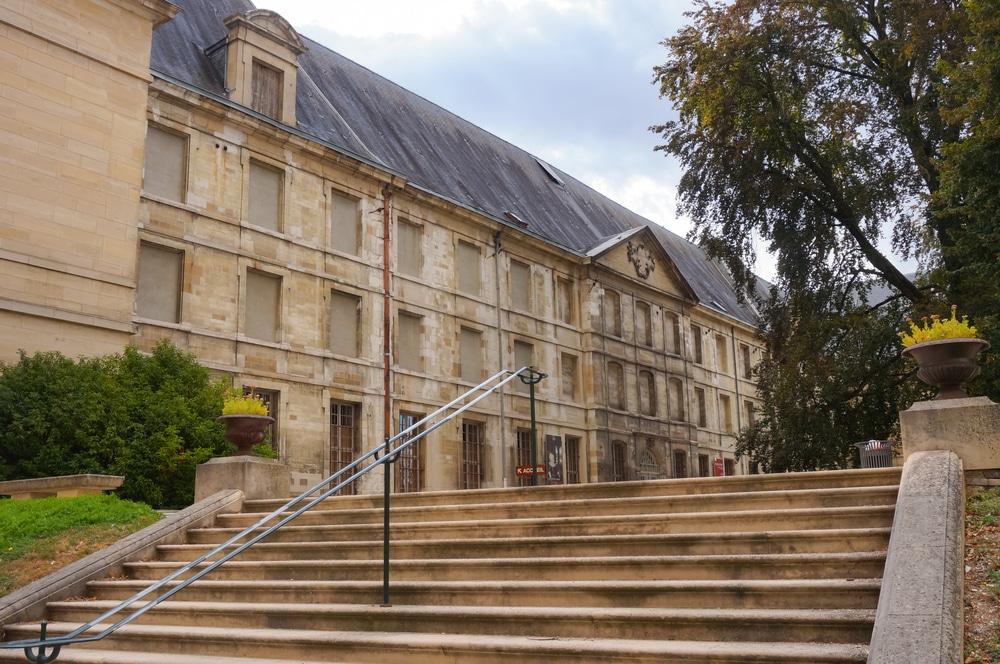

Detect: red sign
[515, 465, 546, 477]
[713, 458, 725, 477]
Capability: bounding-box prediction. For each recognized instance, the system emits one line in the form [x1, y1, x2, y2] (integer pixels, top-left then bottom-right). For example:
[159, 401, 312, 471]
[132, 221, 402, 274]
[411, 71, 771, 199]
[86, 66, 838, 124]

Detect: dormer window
[215, 9, 306, 125]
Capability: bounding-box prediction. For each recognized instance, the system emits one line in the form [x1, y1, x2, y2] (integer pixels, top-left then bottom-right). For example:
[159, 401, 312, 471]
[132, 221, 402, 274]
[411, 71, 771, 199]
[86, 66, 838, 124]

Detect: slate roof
[149, 0, 759, 327]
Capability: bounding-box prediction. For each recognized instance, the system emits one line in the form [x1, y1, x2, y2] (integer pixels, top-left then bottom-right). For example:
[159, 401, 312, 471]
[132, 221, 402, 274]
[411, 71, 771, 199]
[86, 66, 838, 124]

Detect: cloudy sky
[251, 1, 708, 248]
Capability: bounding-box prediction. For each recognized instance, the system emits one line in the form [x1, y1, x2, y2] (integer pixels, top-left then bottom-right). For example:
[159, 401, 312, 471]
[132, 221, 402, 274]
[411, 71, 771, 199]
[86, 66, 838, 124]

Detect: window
[396, 412, 424, 493]
[565, 436, 580, 484]
[694, 387, 707, 427]
[719, 394, 733, 433]
[514, 341, 533, 394]
[637, 447, 660, 481]
[248, 161, 282, 232]
[137, 242, 182, 323]
[724, 458, 735, 476]
[561, 353, 578, 401]
[245, 270, 281, 342]
[636, 301, 653, 347]
[457, 241, 481, 295]
[329, 290, 360, 357]
[556, 277, 574, 324]
[330, 189, 359, 255]
[639, 370, 656, 416]
[330, 401, 359, 495]
[691, 324, 704, 364]
[607, 362, 625, 410]
[460, 327, 482, 383]
[673, 450, 688, 478]
[604, 289, 622, 337]
[397, 219, 421, 277]
[248, 387, 278, 455]
[516, 428, 533, 487]
[744, 400, 756, 428]
[715, 335, 728, 372]
[510, 261, 531, 311]
[396, 312, 422, 371]
[251, 59, 282, 119]
[698, 454, 710, 477]
[143, 125, 186, 202]
[669, 378, 685, 421]
[611, 441, 627, 482]
[461, 421, 485, 489]
[741, 344, 753, 380]
[666, 313, 682, 355]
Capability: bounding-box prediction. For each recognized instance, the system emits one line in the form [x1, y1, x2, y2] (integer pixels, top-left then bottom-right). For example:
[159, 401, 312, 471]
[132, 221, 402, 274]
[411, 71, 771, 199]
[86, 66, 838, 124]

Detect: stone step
[189, 505, 895, 544]
[85, 578, 884, 610]
[45, 601, 876, 644]
[228, 485, 899, 527]
[122, 552, 886, 583]
[155, 527, 891, 562]
[0, 622, 870, 663]
[244, 468, 902, 513]
[86, 578, 883, 610]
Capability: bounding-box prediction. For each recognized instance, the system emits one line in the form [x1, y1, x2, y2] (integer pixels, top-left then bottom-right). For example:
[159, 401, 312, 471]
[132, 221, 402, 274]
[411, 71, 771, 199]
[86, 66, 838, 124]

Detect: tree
[0, 340, 230, 508]
[652, 0, 969, 301]
[652, 0, 997, 471]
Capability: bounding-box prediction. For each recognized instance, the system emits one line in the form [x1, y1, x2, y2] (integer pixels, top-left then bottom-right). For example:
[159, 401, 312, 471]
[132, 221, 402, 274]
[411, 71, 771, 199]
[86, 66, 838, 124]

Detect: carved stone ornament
[627, 241, 655, 279]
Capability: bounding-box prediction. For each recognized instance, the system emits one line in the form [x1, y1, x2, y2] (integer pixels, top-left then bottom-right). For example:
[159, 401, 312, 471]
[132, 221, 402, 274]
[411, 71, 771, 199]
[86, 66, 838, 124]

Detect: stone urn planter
[216, 414, 275, 456]
[901, 338, 991, 400]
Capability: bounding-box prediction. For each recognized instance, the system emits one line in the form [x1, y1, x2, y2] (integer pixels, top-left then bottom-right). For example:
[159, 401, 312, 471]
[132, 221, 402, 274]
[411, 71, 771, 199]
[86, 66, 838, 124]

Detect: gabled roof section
[586, 227, 699, 303]
[224, 9, 306, 56]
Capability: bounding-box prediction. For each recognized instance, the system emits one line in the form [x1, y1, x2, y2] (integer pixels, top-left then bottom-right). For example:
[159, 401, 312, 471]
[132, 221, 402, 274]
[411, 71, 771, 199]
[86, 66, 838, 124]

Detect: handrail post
[382, 436, 392, 606]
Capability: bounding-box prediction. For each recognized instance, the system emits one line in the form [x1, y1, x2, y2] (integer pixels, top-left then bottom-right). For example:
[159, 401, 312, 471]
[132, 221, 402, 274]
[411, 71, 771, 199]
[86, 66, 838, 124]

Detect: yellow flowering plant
[899, 305, 978, 348]
[221, 388, 269, 416]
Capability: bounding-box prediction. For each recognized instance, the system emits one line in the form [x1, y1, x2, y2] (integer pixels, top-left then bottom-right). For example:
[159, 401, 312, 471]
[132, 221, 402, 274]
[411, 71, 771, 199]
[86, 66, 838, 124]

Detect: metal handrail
[2, 367, 538, 662]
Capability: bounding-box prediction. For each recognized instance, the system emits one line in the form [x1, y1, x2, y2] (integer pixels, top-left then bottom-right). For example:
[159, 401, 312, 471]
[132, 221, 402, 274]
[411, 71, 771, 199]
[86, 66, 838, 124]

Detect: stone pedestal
[900, 396, 1000, 470]
[195, 456, 291, 502]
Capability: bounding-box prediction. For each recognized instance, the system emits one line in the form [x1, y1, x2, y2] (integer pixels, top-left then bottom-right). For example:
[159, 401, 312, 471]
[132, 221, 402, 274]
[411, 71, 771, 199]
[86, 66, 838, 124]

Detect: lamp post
[518, 367, 547, 486]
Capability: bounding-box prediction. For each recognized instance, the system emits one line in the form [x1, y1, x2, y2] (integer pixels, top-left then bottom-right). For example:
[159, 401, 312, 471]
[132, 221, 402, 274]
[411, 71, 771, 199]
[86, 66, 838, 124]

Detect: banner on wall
[545, 434, 563, 484]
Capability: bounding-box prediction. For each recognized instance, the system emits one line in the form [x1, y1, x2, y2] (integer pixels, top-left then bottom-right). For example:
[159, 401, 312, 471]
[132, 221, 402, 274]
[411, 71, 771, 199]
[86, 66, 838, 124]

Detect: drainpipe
[382, 186, 393, 452]
[493, 232, 508, 487]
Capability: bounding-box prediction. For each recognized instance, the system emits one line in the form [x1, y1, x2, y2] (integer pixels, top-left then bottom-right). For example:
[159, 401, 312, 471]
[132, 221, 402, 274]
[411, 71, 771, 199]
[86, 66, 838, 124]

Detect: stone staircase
[1, 467, 901, 663]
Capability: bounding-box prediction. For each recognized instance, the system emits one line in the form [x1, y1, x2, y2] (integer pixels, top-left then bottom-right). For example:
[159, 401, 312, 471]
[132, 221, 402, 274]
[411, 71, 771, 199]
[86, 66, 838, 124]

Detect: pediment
[224, 9, 307, 55]
[587, 228, 697, 301]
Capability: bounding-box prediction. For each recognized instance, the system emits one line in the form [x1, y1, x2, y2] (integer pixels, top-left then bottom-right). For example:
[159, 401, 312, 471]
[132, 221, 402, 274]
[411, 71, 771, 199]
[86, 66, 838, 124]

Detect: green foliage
[0, 494, 160, 561]
[0, 340, 231, 509]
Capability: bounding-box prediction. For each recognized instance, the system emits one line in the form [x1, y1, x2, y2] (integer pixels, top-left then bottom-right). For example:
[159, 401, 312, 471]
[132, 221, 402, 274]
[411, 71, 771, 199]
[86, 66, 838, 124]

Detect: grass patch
[965, 487, 1000, 663]
[0, 494, 161, 597]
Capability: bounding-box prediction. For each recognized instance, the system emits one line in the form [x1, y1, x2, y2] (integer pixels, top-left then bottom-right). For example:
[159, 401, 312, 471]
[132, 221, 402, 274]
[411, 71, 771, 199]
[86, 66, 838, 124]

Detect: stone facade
[0, 0, 763, 495]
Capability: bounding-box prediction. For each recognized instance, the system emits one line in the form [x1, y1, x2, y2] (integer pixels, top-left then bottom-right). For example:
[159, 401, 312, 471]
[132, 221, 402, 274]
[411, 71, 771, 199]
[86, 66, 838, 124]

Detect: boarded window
[397, 220, 421, 277]
[396, 412, 424, 493]
[397, 312, 421, 371]
[691, 324, 704, 364]
[669, 378, 684, 421]
[604, 289, 622, 337]
[565, 436, 580, 484]
[716, 335, 729, 372]
[744, 400, 756, 427]
[143, 125, 186, 202]
[666, 313, 682, 355]
[510, 261, 531, 311]
[461, 421, 485, 489]
[248, 161, 282, 232]
[607, 362, 625, 410]
[137, 242, 182, 323]
[695, 387, 707, 427]
[457, 241, 481, 295]
[245, 270, 281, 342]
[330, 401, 359, 495]
[636, 301, 652, 346]
[330, 190, 359, 255]
[513, 341, 533, 394]
[460, 327, 482, 383]
[251, 59, 282, 119]
[329, 290, 360, 357]
[639, 370, 656, 416]
[561, 353, 578, 401]
[741, 344, 753, 379]
[556, 277, 574, 324]
[720, 394, 733, 433]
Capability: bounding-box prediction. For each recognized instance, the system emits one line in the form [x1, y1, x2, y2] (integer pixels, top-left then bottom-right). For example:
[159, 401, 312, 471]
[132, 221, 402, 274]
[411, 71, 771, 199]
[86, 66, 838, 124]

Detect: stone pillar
[194, 456, 291, 502]
[900, 396, 1000, 470]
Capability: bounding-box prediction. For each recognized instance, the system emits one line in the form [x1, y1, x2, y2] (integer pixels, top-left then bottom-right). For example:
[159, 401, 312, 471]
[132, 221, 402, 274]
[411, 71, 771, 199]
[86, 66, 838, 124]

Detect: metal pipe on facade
[382, 186, 393, 450]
